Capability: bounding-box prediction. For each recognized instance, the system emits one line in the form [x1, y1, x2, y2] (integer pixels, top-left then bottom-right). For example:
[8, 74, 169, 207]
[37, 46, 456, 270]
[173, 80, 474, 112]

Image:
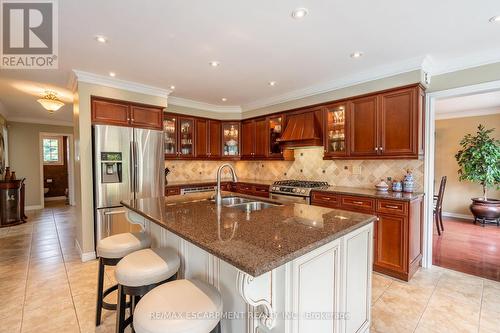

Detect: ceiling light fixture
[37, 91, 64, 113]
[291, 8, 308, 19]
[350, 51, 364, 58]
[170, 85, 176, 90]
[109, 72, 116, 77]
[221, 98, 227, 102]
[209, 61, 220, 67]
[269, 81, 277, 86]
[95, 35, 108, 43]
[489, 15, 500, 23]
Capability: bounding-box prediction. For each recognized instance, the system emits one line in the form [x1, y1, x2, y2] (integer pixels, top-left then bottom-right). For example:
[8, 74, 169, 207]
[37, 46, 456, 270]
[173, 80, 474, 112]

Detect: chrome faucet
[215, 163, 238, 205]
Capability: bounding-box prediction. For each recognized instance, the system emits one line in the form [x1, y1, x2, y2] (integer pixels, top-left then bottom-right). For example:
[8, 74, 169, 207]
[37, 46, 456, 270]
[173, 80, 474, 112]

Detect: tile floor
[1, 202, 499, 333]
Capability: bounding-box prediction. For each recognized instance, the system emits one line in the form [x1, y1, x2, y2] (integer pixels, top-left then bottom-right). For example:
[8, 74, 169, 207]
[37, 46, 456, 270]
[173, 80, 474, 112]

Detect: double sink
[215, 196, 281, 212]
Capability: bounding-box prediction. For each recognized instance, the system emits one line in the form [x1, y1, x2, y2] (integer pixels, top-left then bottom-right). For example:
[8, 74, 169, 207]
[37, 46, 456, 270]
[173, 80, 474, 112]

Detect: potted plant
[455, 125, 500, 223]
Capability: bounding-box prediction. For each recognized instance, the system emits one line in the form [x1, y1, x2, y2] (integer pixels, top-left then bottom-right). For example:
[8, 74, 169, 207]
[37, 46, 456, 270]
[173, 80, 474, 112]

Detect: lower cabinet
[165, 182, 269, 198]
[311, 191, 423, 281]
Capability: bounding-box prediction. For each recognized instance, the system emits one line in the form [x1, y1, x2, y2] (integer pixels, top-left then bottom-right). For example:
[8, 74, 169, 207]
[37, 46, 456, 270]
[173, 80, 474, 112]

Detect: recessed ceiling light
[209, 61, 220, 67]
[221, 98, 227, 102]
[170, 85, 175, 90]
[350, 51, 364, 58]
[291, 8, 308, 19]
[95, 35, 108, 43]
[269, 81, 277, 86]
[489, 15, 500, 23]
[109, 72, 116, 77]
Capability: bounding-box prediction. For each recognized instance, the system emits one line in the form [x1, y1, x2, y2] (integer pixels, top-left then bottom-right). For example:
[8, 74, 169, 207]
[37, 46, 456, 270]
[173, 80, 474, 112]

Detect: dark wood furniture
[433, 176, 447, 236]
[241, 118, 268, 159]
[195, 119, 222, 159]
[91, 97, 163, 130]
[163, 114, 196, 159]
[165, 181, 269, 198]
[0, 179, 26, 227]
[311, 190, 423, 281]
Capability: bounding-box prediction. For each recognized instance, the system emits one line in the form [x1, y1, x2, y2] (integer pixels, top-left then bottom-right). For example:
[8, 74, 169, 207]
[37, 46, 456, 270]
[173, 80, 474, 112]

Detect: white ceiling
[1, 0, 500, 125]
[435, 90, 500, 118]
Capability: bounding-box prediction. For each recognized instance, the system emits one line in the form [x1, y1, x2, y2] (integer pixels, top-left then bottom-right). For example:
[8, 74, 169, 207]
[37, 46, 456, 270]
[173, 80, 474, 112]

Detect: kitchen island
[122, 192, 376, 333]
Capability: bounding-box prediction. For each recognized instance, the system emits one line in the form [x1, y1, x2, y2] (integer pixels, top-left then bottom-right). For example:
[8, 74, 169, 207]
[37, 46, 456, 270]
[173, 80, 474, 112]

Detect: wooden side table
[0, 178, 27, 227]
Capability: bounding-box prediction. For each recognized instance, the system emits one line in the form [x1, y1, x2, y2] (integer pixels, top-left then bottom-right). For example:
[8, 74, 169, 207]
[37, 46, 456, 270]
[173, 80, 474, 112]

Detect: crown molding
[428, 48, 500, 76]
[71, 70, 172, 98]
[435, 107, 500, 120]
[6, 116, 73, 127]
[168, 96, 242, 113]
[0, 102, 7, 118]
[241, 56, 426, 111]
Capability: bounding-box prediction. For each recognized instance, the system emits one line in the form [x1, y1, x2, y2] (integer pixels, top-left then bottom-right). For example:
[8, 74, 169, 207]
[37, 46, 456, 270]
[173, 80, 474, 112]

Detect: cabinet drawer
[253, 185, 270, 198]
[377, 199, 408, 216]
[311, 192, 340, 207]
[340, 195, 375, 212]
[165, 187, 181, 196]
[236, 183, 253, 194]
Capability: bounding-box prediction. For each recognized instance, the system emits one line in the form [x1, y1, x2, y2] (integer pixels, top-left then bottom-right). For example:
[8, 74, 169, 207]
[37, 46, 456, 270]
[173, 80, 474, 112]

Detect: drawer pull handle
[353, 201, 364, 205]
[385, 205, 399, 209]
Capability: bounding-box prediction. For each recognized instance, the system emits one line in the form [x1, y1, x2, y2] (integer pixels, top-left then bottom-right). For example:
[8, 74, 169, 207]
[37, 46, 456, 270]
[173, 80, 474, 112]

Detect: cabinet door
[92, 99, 130, 126]
[130, 106, 163, 130]
[268, 115, 284, 158]
[241, 120, 255, 158]
[379, 87, 417, 156]
[178, 117, 195, 158]
[349, 96, 379, 156]
[324, 103, 348, 157]
[163, 115, 177, 158]
[208, 120, 222, 158]
[195, 119, 208, 158]
[375, 214, 407, 274]
[222, 122, 240, 158]
[254, 118, 268, 158]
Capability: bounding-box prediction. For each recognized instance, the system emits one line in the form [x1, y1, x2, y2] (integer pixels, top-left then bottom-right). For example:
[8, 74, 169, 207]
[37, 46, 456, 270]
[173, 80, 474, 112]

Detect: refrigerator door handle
[130, 141, 135, 193]
[134, 140, 139, 195]
[103, 210, 127, 216]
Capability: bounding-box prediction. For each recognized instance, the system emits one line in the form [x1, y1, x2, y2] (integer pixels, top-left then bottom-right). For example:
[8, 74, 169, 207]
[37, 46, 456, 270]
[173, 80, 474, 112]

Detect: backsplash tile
[165, 147, 424, 191]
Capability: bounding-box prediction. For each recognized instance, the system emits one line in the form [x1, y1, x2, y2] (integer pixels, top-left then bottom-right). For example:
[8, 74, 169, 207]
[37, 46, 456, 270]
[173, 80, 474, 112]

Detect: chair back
[436, 176, 447, 209]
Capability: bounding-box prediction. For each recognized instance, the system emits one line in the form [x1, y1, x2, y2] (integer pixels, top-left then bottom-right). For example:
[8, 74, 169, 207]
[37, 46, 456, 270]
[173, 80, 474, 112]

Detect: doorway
[424, 83, 500, 281]
[39, 132, 75, 208]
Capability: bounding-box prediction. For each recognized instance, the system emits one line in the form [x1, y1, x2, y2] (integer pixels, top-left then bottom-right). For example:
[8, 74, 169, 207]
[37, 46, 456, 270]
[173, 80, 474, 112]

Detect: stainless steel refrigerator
[93, 124, 164, 244]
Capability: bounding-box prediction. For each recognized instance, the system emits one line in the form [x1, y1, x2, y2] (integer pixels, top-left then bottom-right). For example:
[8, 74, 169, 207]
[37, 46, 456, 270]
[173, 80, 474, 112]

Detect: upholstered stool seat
[97, 232, 151, 259]
[115, 248, 181, 333]
[95, 232, 151, 327]
[133, 279, 223, 333]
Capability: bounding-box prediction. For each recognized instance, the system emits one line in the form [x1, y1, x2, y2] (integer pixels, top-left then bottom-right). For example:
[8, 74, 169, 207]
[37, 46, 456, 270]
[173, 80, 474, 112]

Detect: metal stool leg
[116, 285, 127, 333]
[95, 257, 105, 326]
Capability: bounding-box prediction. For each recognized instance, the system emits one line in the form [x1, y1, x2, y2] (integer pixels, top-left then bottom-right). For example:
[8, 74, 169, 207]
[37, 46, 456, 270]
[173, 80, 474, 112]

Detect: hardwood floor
[433, 216, 500, 282]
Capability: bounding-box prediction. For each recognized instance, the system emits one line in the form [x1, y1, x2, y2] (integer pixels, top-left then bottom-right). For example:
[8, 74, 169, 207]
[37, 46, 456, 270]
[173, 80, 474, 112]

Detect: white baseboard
[442, 211, 474, 220]
[25, 205, 43, 211]
[44, 196, 67, 201]
[75, 238, 96, 262]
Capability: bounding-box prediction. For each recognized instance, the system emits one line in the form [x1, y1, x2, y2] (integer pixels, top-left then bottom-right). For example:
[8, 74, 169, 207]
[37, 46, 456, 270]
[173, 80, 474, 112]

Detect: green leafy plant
[455, 125, 500, 200]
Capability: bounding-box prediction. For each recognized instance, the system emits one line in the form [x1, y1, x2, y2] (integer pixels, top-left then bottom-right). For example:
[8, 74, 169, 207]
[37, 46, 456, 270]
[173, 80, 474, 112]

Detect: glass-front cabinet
[222, 122, 240, 158]
[268, 115, 283, 158]
[324, 103, 348, 157]
[163, 114, 194, 158]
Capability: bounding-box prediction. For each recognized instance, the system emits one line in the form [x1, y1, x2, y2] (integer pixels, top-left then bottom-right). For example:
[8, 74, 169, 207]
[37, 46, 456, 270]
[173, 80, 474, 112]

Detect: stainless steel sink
[230, 201, 280, 212]
[216, 196, 253, 206]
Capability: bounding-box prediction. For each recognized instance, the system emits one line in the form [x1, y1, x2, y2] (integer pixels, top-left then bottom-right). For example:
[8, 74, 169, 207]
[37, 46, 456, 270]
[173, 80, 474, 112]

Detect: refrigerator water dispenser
[100, 152, 122, 183]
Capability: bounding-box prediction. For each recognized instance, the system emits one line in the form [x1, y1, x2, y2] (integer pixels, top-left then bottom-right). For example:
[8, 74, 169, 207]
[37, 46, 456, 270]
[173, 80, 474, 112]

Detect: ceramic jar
[403, 171, 415, 193]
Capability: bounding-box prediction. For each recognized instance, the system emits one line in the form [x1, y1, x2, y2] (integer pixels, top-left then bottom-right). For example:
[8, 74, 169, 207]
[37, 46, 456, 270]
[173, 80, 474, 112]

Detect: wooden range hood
[277, 110, 323, 147]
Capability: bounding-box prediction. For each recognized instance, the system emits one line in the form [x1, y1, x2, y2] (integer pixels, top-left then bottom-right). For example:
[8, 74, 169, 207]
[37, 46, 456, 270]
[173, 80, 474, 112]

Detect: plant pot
[469, 198, 500, 221]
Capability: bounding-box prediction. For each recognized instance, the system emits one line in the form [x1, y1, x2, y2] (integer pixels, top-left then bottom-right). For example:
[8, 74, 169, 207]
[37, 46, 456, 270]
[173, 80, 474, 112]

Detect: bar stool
[95, 231, 151, 326]
[115, 248, 181, 333]
[133, 279, 223, 333]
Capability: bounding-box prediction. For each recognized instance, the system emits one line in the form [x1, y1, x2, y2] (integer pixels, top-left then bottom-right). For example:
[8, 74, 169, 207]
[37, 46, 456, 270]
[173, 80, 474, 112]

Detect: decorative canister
[403, 170, 415, 193]
[392, 181, 403, 192]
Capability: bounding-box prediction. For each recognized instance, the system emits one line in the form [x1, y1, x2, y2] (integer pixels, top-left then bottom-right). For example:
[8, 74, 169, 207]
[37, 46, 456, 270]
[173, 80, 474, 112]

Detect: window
[43, 137, 63, 165]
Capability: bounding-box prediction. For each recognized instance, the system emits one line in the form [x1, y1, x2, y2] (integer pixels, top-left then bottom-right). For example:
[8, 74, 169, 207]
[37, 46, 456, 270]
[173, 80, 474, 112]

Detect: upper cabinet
[268, 115, 284, 158]
[164, 113, 195, 159]
[324, 103, 348, 158]
[91, 97, 163, 130]
[241, 118, 268, 159]
[195, 119, 221, 159]
[325, 84, 424, 160]
[222, 122, 240, 158]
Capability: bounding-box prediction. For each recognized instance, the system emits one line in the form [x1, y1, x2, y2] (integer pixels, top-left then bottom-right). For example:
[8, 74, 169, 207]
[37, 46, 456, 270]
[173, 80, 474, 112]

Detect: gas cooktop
[270, 180, 329, 196]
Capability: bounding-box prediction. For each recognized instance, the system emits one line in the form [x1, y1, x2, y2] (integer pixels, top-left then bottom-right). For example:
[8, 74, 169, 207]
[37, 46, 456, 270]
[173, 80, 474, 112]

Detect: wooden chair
[434, 176, 447, 236]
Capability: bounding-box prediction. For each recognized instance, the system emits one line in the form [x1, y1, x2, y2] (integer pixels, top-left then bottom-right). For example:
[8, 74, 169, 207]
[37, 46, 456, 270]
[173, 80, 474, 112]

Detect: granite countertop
[313, 186, 424, 201]
[121, 192, 376, 277]
[165, 178, 275, 187]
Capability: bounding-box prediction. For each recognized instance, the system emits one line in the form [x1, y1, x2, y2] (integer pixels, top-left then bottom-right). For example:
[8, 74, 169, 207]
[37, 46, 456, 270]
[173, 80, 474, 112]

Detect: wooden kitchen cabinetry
[311, 191, 423, 281]
[267, 115, 284, 159]
[241, 118, 268, 159]
[195, 119, 222, 159]
[91, 97, 163, 130]
[222, 122, 241, 159]
[233, 182, 270, 198]
[163, 114, 195, 159]
[324, 103, 349, 158]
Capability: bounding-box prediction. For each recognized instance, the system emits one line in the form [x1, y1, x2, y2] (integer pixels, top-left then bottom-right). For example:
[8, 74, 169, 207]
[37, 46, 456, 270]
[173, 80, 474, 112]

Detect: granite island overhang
[121, 192, 376, 333]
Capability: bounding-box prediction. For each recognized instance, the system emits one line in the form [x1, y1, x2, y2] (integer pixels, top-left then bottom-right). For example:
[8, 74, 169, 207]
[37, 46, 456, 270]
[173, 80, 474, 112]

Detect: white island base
[134, 213, 373, 333]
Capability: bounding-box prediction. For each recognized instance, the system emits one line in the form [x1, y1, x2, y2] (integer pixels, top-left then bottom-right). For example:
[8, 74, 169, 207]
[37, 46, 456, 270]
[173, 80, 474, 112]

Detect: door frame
[422, 79, 500, 268]
[39, 132, 75, 208]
